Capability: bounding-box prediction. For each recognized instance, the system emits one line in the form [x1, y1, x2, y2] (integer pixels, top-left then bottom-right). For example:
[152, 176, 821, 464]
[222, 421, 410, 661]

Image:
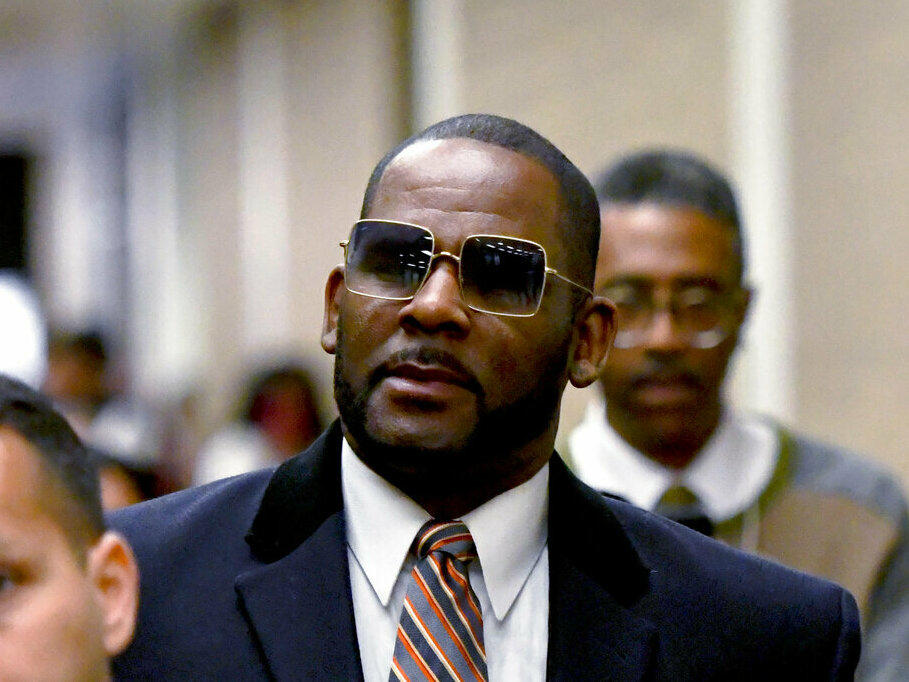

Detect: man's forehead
[0, 426, 51, 514]
[370, 138, 563, 227]
[597, 203, 738, 283]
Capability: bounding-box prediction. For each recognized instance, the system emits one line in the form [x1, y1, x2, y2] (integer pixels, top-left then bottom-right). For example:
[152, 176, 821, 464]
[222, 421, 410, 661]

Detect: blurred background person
[0, 373, 139, 680]
[567, 149, 907, 681]
[43, 329, 110, 434]
[94, 449, 147, 510]
[43, 329, 163, 505]
[193, 362, 324, 484]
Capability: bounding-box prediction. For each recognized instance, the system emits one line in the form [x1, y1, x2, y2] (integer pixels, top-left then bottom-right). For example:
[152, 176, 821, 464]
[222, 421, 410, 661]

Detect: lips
[372, 348, 483, 406]
[629, 373, 702, 408]
[387, 362, 475, 388]
[381, 363, 477, 404]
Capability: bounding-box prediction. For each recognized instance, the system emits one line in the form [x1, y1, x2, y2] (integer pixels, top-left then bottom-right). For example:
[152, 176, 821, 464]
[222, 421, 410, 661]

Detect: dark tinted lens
[345, 221, 433, 298]
[460, 236, 545, 315]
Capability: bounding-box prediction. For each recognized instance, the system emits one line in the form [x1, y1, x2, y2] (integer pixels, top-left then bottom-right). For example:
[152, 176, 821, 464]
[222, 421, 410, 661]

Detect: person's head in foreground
[594, 149, 751, 468]
[0, 374, 138, 682]
[322, 113, 616, 516]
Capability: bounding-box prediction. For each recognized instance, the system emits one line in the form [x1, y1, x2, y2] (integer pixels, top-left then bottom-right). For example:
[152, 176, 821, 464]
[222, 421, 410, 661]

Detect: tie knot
[655, 485, 715, 537]
[415, 520, 477, 561]
[657, 485, 700, 508]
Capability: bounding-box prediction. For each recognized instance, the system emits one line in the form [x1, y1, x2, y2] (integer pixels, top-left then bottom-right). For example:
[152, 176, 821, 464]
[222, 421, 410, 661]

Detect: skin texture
[0, 427, 139, 682]
[596, 204, 750, 469]
[98, 464, 144, 511]
[323, 138, 615, 517]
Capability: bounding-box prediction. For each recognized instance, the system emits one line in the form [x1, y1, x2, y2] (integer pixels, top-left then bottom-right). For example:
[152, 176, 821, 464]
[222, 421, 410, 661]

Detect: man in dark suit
[112, 114, 860, 680]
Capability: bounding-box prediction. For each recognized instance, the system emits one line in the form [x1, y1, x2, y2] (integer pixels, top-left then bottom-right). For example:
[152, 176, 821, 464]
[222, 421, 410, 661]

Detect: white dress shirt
[341, 439, 549, 682]
[568, 397, 777, 523]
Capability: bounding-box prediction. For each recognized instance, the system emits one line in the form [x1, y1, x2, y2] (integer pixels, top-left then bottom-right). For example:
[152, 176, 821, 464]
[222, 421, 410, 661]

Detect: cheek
[0, 573, 106, 680]
[690, 344, 738, 383]
[337, 303, 393, 363]
[601, 349, 641, 384]
[478, 323, 563, 400]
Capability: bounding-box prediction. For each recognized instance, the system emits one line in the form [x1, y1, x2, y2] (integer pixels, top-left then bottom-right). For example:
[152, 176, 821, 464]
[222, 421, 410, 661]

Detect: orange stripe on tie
[427, 554, 487, 666]
[403, 598, 461, 679]
[414, 568, 484, 678]
[397, 627, 439, 682]
[446, 563, 484, 626]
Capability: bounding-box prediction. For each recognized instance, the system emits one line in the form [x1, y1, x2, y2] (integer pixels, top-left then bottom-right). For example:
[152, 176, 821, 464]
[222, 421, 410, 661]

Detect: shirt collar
[341, 438, 548, 621]
[568, 397, 777, 522]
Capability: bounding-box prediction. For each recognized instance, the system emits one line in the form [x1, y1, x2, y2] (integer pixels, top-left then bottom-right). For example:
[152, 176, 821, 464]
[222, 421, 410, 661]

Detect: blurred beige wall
[790, 0, 908, 481]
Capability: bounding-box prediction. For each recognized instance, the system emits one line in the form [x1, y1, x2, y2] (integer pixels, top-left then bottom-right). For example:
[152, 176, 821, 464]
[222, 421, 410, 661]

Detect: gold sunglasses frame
[339, 219, 592, 317]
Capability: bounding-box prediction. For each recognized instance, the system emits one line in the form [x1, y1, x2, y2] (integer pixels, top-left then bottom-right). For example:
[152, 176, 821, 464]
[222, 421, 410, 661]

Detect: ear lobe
[322, 266, 345, 354]
[568, 296, 617, 388]
[88, 531, 139, 657]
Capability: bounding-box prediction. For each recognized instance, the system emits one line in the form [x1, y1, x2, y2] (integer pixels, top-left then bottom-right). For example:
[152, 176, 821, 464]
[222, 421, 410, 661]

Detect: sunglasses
[340, 219, 592, 317]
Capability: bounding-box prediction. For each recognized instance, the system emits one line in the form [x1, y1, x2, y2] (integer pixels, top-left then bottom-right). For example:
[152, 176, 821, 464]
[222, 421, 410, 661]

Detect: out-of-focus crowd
[1, 270, 325, 511]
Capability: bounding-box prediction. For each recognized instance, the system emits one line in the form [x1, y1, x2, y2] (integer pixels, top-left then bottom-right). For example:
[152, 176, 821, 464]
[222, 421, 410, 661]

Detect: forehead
[368, 138, 563, 249]
[596, 203, 739, 286]
[0, 427, 66, 547]
[0, 427, 49, 512]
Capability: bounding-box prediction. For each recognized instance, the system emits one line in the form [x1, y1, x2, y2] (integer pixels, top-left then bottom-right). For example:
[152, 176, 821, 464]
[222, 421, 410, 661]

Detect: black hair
[360, 113, 600, 287]
[48, 328, 108, 366]
[240, 363, 323, 432]
[594, 149, 746, 282]
[0, 374, 105, 546]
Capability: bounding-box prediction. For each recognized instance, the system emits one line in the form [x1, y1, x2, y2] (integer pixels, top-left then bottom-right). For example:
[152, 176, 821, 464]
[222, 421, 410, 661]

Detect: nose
[642, 307, 687, 354]
[398, 259, 471, 337]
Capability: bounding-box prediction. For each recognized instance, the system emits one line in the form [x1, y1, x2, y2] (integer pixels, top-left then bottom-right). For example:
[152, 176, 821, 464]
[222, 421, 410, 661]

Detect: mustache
[369, 347, 485, 396]
[628, 359, 705, 392]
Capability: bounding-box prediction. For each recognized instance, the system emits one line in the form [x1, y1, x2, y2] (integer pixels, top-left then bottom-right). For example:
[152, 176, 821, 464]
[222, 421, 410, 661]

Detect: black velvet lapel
[236, 511, 363, 681]
[546, 456, 657, 681]
[245, 421, 345, 563]
[239, 421, 363, 680]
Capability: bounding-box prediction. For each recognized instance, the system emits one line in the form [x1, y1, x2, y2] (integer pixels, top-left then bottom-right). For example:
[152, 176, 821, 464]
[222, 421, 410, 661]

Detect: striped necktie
[389, 520, 487, 682]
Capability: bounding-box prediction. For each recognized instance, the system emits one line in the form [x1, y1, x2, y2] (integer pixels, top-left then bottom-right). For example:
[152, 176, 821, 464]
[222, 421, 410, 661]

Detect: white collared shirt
[568, 397, 777, 523]
[342, 439, 549, 682]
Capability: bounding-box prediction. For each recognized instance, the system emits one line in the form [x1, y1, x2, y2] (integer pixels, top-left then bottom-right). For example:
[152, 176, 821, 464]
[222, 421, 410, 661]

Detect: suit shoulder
[109, 468, 275, 557]
[788, 432, 908, 523]
[605, 493, 855, 606]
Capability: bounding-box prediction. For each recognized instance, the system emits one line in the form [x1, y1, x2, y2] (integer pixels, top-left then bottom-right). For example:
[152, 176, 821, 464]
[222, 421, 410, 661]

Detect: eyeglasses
[340, 219, 592, 317]
[599, 281, 743, 349]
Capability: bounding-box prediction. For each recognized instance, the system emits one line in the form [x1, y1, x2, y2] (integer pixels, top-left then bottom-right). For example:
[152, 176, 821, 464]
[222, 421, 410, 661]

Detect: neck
[347, 425, 555, 519]
[606, 401, 722, 470]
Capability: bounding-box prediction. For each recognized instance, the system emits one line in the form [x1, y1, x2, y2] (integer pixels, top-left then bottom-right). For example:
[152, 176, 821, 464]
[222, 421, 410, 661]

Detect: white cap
[0, 270, 47, 389]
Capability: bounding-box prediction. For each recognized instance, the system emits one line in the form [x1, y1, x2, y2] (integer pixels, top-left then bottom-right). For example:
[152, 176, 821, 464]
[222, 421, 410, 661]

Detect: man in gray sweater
[567, 149, 907, 681]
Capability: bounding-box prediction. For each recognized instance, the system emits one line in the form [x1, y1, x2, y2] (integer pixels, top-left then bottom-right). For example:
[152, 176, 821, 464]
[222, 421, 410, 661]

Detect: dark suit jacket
[111, 423, 860, 680]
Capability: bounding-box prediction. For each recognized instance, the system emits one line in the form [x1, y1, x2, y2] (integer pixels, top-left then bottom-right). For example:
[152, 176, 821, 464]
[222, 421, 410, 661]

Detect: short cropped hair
[360, 113, 601, 288]
[0, 374, 104, 548]
[594, 149, 746, 282]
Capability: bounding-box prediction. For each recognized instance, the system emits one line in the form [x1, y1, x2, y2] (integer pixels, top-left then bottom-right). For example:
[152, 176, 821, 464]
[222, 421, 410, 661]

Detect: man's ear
[568, 295, 617, 388]
[728, 284, 754, 345]
[737, 285, 754, 325]
[321, 266, 345, 354]
[88, 531, 139, 657]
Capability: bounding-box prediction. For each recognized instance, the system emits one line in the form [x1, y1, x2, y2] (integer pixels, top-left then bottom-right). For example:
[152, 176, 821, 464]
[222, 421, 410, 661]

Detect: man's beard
[334, 329, 570, 490]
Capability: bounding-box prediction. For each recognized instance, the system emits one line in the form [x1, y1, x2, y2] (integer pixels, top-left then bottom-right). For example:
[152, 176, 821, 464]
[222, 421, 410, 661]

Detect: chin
[635, 410, 696, 445]
[367, 411, 476, 455]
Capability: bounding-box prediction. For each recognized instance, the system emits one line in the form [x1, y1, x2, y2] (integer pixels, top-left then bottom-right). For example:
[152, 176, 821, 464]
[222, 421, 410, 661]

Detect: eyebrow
[599, 275, 728, 291]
